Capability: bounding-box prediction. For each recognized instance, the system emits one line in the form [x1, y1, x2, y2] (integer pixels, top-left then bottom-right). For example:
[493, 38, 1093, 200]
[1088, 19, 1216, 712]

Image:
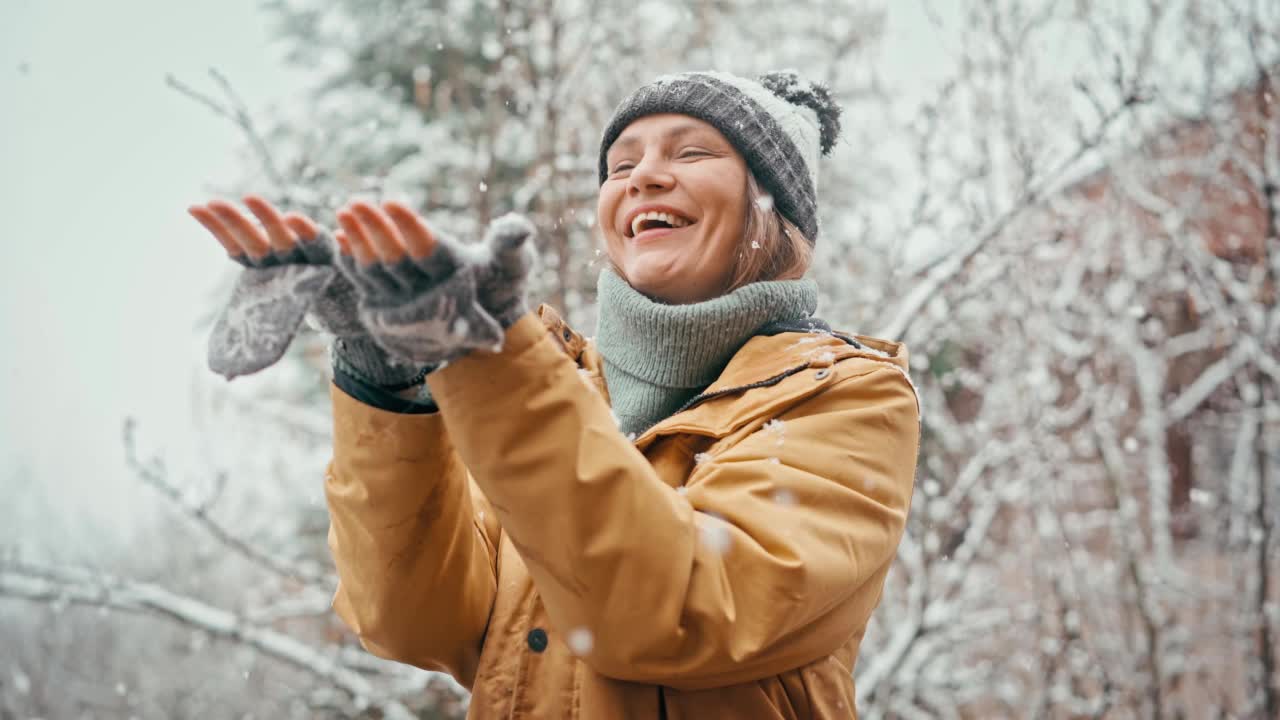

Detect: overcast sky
[0, 0, 310, 555]
[0, 0, 955, 560]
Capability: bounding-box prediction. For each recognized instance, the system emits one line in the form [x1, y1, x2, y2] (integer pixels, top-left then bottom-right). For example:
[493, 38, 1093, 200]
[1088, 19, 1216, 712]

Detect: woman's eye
[678, 149, 710, 159]
[611, 162, 634, 174]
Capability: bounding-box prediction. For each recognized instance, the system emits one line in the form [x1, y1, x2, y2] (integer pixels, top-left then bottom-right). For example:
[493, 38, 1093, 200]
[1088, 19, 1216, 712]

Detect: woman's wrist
[330, 341, 439, 414]
[393, 381, 433, 402]
[330, 337, 433, 389]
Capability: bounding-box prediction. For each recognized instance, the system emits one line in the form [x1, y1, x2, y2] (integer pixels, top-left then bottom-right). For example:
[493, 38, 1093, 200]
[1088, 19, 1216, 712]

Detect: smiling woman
[599, 114, 812, 304]
[193, 68, 920, 719]
[599, 114, 751, 304]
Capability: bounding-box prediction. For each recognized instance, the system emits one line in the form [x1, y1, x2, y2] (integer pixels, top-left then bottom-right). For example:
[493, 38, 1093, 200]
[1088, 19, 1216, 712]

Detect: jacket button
[814, 368, 831, 380]
[527, 628, 548, 653]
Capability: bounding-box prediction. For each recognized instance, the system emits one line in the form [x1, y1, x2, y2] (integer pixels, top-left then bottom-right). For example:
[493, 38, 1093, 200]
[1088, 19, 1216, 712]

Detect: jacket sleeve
[427, 313, 920, 690]
[324, 381, 501, 688]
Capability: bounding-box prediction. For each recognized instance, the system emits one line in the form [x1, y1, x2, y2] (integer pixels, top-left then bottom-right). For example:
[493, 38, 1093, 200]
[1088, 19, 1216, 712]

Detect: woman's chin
[620, 260, 684, 298]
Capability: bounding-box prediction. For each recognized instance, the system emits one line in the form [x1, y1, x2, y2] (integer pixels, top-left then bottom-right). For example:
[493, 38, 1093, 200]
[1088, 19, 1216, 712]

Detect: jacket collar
[535, 303, 910, 446]
[696, 330, 908, 393]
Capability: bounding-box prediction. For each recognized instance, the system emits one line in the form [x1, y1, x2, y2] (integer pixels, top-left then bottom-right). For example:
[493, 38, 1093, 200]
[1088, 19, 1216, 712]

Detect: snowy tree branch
[123, 418, 334, 587]
[0, 562, 419, 720]
[165, 70, 295, 207]
[877, 91, 1145, 341]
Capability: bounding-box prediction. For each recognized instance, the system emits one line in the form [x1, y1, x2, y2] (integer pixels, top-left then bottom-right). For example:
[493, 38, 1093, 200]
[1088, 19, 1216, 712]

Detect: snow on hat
[597, 69, 842, 245]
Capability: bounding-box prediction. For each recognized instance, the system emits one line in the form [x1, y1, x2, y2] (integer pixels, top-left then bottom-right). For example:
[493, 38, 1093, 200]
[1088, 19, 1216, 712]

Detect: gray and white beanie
[597, 70, 843, 245]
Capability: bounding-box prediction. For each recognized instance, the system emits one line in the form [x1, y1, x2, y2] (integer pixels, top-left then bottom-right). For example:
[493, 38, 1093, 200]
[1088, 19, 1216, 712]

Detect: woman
[191, 70, 919, 719]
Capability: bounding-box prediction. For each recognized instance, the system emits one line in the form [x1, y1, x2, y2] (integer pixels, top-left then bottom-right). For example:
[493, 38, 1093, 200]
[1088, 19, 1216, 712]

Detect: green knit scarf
[594, 267, 819, 438]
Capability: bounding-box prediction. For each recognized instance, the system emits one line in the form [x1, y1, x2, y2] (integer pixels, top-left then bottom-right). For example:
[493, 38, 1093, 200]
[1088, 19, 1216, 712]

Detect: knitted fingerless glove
[335, 213, 537, 367]
[207, 231, 424, 387]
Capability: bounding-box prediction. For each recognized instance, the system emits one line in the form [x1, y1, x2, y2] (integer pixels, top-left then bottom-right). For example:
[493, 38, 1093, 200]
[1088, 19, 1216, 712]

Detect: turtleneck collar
[594, 267, 819, 436]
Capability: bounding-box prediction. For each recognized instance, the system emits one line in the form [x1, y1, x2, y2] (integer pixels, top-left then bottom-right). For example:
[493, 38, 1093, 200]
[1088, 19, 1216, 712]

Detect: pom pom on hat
[758, 70, 842, 156]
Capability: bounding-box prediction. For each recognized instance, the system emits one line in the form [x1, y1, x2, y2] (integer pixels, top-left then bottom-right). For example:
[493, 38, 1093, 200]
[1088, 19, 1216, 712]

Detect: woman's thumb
[483, 213, 536, 278]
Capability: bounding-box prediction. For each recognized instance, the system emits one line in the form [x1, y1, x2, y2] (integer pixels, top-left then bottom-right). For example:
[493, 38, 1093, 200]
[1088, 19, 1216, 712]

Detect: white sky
[0, 0, 309, 556]
[0, 0, 954, 559]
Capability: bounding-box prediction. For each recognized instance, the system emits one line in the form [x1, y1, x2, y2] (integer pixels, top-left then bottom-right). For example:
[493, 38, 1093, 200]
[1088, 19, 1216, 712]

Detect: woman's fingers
[208, 200, 272, 259]
[243, 195, 297, 253]
[382, 201, 437, 260]
[333, 229, 352, 256]
[187, 205, 244, 258]
[336, 210, 378, 266]
[348, 202, 408, 263]
[281, 212, 321, 243]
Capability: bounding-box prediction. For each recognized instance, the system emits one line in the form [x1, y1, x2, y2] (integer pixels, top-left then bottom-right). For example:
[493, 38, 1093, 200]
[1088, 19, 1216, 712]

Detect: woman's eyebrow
[664, 123, 710, 142]
[610, 123, 717, 157]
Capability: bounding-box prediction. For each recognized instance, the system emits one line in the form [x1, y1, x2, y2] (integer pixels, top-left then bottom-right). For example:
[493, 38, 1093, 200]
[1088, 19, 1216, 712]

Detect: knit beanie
[597, 70, 842, 245]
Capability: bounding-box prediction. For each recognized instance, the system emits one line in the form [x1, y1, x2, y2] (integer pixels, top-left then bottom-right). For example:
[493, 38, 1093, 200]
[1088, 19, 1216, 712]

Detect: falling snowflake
[755, 194, 774, 212]
[751, 240, 761, 249]
[694, 452, 713, 465]
[1123, 437, 1139, 453]
[12, 669, 30, 695]
[116, 682, 127, 696]
[676, 485, 689, 496]
[768, 457, 781, 465]
[478, 181, 489, 192]
[452, 317, 469, 336]
[764, 419, 786, 446]
[699, 515, 732, 555]
[567, 627, 594, 655]
[772, 488, 795, 505]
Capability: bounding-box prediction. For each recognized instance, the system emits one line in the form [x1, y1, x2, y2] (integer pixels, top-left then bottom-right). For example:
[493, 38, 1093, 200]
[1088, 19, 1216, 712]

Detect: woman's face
[598, 114, 748, 305]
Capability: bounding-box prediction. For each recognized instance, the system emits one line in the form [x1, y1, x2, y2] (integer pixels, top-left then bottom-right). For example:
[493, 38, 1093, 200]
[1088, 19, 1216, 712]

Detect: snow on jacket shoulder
[325, 303, 920, 719]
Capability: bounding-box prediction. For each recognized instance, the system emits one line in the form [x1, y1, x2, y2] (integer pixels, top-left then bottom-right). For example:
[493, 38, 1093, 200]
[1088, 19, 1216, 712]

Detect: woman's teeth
[631, 211, 691, 237]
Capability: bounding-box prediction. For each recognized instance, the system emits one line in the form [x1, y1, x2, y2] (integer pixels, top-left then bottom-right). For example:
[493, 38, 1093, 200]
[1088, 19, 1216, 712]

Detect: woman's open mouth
[626, 209, 696, 242]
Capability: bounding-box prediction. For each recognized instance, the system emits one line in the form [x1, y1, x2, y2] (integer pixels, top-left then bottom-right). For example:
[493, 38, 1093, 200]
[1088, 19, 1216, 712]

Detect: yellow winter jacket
[325, 304, 920, 718]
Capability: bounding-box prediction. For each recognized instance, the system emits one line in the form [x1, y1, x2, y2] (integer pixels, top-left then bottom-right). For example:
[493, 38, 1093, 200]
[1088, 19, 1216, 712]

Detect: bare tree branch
[878, 91, 1145, 341]
[123, 418, 334, 587]
[0, 562, 420, 720]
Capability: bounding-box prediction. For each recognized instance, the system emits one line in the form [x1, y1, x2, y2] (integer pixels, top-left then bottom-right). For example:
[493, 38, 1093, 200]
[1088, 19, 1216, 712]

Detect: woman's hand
[188, 195, 325, 267]
[331, 200, 537, 366]
[190, 195, 418, 386]
[334, 199, 438, 266]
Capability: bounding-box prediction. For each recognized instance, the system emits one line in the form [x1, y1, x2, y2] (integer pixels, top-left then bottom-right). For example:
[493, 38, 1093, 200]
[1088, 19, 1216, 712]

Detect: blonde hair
[720, 172, 813, 294]
[604, 171, 814, 299]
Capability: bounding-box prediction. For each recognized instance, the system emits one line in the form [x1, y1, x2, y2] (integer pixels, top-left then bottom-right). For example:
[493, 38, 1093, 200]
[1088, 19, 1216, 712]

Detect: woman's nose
[627, 157, 674, 195]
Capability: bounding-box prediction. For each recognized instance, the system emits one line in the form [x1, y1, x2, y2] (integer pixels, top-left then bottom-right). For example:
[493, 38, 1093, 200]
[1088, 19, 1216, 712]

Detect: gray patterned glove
[207, 231, 424, 387]
[335, 213, 537, 367]
[474, 214, 538, 330]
